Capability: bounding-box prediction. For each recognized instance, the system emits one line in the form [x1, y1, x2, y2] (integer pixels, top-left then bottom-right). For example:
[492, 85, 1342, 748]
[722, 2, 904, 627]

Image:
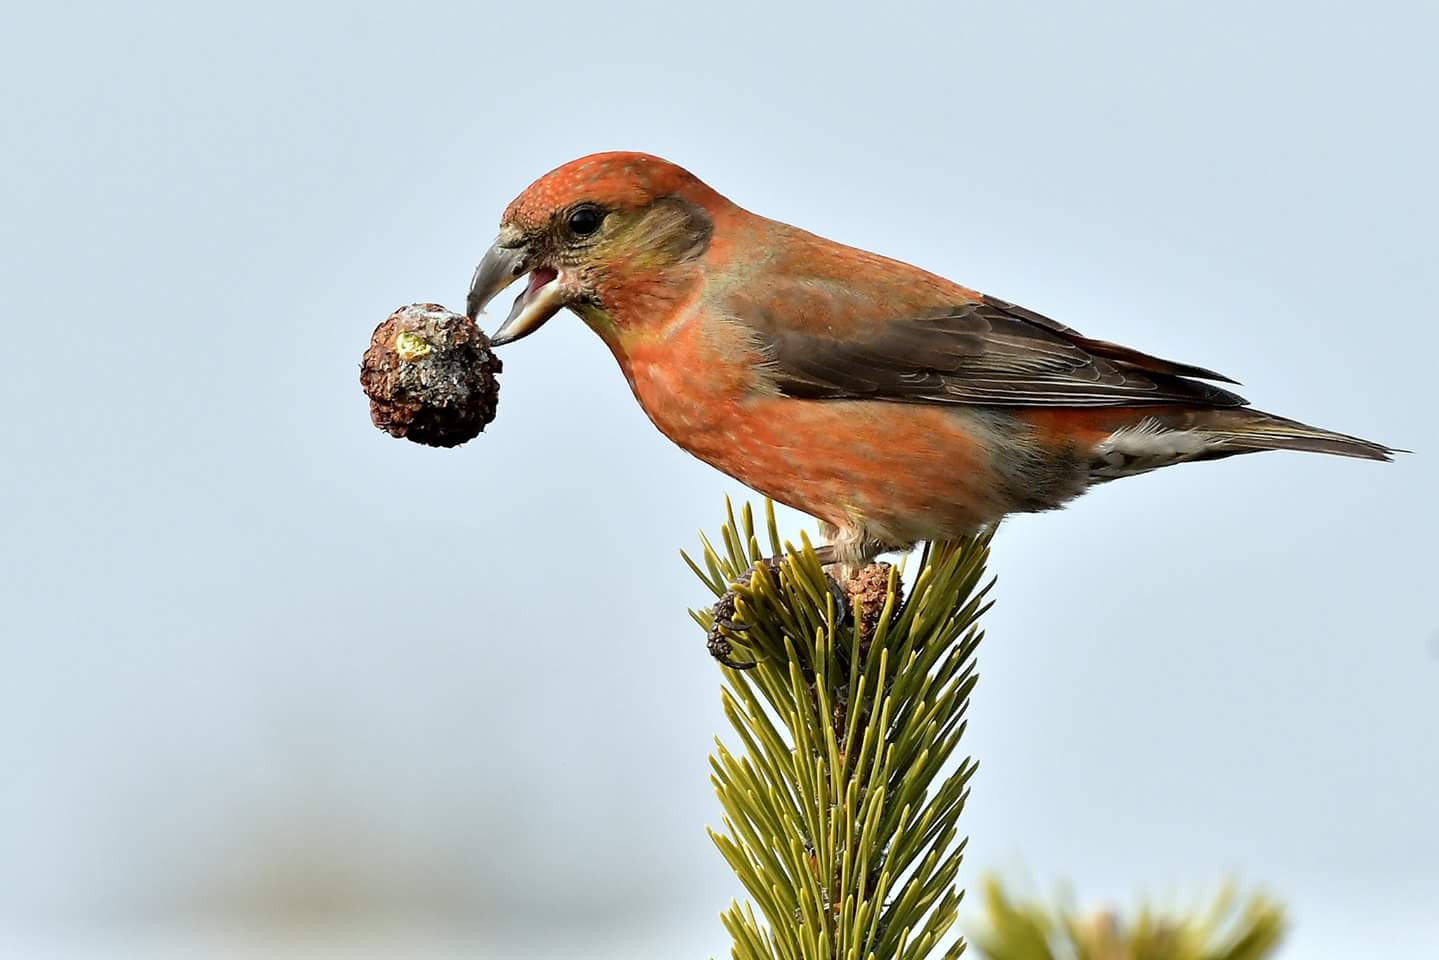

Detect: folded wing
[748, 294, 1246, 409]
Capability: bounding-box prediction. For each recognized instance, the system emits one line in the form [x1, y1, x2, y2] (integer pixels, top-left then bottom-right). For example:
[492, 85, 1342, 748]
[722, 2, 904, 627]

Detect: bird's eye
[566, 204, 605, 237]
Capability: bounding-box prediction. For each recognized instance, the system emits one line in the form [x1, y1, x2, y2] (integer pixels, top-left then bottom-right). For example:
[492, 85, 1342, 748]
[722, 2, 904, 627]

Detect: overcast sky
[2, 2, 1435, 957]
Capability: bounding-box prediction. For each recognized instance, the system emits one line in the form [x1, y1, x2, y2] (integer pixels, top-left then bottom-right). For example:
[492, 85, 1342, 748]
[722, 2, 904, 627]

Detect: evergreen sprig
[973, 878, 1285, 960]
[685, 499, 994, 960]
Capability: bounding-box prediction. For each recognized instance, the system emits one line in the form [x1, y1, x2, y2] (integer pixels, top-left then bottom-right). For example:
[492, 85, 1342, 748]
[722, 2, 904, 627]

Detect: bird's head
[466, 152, 725, 347]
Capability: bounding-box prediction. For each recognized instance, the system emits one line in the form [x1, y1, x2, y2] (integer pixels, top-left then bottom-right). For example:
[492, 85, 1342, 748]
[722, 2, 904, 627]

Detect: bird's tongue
[526, 267, 557, 298]
[506, 267, 559, 324]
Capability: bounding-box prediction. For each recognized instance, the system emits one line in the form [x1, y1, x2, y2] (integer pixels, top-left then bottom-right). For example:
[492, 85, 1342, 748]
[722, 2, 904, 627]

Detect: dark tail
[1202, 409, 1399, 462]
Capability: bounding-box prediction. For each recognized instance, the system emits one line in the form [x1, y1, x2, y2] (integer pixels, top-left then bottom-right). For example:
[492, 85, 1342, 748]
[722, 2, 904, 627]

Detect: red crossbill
[467, 152, 1393, 570]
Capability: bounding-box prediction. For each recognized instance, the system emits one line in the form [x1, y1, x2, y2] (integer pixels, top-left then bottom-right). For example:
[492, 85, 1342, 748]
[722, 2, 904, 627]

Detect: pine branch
[686, 499, 993, 960]
[972, 877, 1286, 960]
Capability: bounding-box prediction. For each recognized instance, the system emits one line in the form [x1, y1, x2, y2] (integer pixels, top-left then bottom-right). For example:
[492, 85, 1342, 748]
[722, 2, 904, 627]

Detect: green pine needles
[973, 878, 1285, 960]
[686, 499, 994, 960]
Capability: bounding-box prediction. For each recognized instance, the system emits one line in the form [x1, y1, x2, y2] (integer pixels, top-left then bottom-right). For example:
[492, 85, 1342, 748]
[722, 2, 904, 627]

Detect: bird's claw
[827, 575, 850, 619]
[704, 559, 784, 670]
[707, 591, 756, 668]
[704, 558, 853, 670]
[706, 623, 757, 670]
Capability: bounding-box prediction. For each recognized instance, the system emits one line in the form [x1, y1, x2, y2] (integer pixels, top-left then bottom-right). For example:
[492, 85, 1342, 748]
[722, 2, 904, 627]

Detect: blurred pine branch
[972, 878, 1285, 960]
[686, 499, 993, 960]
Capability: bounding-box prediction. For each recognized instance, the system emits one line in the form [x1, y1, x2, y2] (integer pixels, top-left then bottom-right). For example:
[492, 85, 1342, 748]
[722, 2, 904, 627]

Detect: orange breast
[617, 320, 1011, 544]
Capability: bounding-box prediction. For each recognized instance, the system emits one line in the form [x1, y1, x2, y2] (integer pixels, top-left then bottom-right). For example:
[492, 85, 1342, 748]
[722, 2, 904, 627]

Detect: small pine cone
[845, 562, 901, 654]
[360, 304, 502, 448]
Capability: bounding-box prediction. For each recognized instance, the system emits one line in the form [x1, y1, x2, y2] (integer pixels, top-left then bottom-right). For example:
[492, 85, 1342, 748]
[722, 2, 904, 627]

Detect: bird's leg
[820, 522, 894, 580]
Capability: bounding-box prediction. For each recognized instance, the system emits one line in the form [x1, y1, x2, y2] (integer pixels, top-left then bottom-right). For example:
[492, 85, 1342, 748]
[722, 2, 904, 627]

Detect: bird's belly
[630, 362, 1015, 544]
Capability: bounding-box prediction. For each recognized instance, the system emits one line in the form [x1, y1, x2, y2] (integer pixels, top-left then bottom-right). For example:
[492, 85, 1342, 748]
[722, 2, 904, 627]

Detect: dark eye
[566, 204, 605, 237]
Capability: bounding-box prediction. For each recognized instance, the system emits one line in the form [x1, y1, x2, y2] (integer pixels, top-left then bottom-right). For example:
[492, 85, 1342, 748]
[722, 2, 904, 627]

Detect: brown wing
[749, 294, 1246, 409]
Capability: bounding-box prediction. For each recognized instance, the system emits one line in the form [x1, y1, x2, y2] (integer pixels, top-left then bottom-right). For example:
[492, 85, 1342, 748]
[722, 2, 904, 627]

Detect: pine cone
[360, 304, 502, 448]
[846, 562, 900, 656]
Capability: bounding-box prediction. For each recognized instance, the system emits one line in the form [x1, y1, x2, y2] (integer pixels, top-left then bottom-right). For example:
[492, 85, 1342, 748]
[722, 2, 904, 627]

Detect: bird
[466, 151, 1394, 574]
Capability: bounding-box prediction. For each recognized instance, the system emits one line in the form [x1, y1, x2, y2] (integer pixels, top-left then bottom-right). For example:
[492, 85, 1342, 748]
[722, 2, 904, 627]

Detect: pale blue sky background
[2, 1, 1436, 957]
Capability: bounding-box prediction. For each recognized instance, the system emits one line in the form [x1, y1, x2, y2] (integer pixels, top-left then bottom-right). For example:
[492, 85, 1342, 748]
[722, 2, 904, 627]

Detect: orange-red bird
[467, 152, 1393, 570]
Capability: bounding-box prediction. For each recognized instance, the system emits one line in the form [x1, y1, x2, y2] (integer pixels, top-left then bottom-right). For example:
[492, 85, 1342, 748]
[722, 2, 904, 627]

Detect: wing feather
[748, 294, 1246, 409]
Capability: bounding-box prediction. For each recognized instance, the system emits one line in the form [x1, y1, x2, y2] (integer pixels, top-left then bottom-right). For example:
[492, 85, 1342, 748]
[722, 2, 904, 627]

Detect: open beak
[465, 239, 566, 347]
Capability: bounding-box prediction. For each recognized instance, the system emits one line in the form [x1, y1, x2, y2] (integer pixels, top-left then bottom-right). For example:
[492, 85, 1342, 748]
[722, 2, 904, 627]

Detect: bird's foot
[705, 558, 781, 670]
[706, 555, 850, 669]
[706, 629, 756, 670]
[706, 589, 757, 670]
